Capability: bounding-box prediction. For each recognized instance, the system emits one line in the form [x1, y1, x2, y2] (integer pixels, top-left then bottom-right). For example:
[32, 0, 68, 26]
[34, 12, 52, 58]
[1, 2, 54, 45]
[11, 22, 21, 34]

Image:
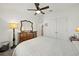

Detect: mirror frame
[20, 20, 33, 32]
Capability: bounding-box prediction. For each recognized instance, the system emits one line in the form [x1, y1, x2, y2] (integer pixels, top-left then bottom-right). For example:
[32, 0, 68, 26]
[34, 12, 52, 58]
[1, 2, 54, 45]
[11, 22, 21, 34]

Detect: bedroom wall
[0, 3, 40, 46]
[43, 3, 79, 40]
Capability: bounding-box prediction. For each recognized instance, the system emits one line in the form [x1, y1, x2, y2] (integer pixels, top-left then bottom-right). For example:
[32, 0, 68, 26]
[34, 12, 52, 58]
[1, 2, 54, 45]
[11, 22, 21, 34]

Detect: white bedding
[13, 36, 79, 56]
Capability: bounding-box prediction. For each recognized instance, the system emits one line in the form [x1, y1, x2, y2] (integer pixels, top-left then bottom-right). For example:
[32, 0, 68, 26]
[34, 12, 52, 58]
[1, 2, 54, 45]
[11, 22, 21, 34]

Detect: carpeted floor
[0, 49, 14, 56]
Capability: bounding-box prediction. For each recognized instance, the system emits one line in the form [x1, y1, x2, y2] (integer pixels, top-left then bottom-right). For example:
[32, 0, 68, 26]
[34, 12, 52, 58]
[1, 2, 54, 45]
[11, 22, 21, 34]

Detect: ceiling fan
[27, 3, 49, 15]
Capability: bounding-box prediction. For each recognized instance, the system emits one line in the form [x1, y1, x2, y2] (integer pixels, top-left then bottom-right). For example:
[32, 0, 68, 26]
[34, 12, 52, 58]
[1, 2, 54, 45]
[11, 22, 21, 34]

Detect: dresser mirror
[20, 20, 33, 32]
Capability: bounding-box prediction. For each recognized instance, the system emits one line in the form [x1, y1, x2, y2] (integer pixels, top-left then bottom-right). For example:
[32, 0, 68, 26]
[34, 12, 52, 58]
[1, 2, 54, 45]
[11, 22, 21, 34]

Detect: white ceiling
[0, 3, 79, 14]
[0, 3, 51, 15]
[0, 3, 79, 19]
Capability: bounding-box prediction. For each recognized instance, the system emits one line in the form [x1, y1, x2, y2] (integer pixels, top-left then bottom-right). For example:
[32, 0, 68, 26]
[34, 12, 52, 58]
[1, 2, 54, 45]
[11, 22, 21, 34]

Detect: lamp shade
[75, 27, 79, 32]
[8, 23, 17, 29]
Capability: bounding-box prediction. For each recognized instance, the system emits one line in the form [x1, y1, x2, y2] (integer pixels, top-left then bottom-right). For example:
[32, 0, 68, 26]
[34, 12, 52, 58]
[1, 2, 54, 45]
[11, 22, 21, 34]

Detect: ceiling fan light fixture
[27, 3, 49, 15]
[36, 10, 41, 14]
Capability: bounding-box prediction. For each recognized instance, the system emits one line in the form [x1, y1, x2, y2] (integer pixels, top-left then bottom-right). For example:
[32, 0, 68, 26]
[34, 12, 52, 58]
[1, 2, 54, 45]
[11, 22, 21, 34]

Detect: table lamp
[8, 22, 18, 49]
[75, 27, 79, 38]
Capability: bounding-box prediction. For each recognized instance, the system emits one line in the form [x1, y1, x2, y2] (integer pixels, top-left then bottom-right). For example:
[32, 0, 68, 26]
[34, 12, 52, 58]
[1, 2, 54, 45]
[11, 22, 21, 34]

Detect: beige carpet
[0, 49, 14, 56]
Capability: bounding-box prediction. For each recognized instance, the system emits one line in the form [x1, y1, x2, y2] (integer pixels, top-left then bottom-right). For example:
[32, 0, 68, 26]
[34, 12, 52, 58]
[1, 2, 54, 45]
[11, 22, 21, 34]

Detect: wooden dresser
[19, 31, 37, 43]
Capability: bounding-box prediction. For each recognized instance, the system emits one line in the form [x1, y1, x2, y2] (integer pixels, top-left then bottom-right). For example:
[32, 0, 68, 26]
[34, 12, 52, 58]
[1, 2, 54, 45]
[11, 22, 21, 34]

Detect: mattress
[13, 36, 79, 56]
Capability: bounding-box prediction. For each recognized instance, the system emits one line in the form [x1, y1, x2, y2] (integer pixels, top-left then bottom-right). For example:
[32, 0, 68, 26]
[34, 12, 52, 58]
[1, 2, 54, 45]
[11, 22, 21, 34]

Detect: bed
[13, 36, 79, 56]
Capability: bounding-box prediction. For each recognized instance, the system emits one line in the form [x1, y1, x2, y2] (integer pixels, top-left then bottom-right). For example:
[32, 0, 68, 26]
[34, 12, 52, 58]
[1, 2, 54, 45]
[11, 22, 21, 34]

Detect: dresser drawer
[19, 31, 37, 43]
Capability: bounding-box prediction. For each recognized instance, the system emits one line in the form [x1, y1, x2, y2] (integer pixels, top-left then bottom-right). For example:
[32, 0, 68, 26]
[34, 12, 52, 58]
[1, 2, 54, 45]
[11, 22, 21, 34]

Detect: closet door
[56, 17, 68, 40]
[43, 15, 57, 38]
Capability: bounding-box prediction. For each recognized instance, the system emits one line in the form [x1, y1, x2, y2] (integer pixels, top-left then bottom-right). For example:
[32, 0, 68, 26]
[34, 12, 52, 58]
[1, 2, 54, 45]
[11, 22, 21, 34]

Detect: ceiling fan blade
[40, 6, 49, 10]
[27, 9, 37, 11]
[41, 11, 45, 14]
[35, 3, 39, 6]
[34, 3, 40, 10]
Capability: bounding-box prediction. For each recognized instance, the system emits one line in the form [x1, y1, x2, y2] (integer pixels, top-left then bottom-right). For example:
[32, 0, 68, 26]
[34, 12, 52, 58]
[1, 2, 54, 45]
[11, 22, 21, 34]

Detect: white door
[43, 14, 57, 38]
[56, 17, 68, 40]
